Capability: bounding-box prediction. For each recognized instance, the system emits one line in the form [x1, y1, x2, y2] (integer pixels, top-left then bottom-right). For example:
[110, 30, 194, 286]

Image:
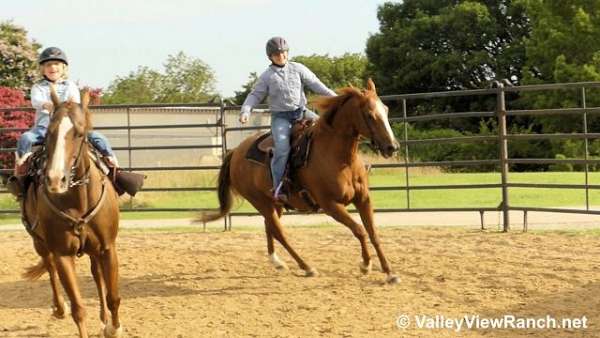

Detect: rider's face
[270, 51, 288, 66]
[42, 61, 65, 82]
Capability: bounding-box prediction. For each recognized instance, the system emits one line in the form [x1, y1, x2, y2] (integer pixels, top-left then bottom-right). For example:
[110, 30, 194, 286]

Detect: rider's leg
[15, 127, 45, 176]
[271, 112, 293, 199]
[87, 131, 118, 166]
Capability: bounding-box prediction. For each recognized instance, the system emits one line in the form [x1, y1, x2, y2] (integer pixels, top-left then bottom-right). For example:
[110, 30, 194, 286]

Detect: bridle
[39, 107, 108, 257]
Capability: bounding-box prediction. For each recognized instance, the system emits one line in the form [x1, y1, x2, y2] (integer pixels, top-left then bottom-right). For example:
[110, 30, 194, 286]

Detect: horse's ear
[80, 88, 93, 131]
[366, 78, 376, 93]
[348, 83, 355, 89]
[49, 84, 60, 107]
[81, 89, 90, 110]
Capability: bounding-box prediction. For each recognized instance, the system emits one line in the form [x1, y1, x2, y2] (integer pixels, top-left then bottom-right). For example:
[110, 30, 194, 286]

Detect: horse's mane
[312, 87, 367, 126]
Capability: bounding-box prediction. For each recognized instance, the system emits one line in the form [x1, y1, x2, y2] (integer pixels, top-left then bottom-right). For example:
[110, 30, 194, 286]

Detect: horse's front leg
[46, 255, 69, 318]
[320, 201, 372, 275]
[53, 254, 89, 338]
[100, 247, 123, 338]
[90, 256, 109, 326]
[31, 240, 68, 318]
[354, 196, 399, 284]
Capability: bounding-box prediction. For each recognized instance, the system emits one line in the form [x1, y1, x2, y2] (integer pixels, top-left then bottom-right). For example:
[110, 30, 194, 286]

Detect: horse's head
[315, 79, 399, 158]
[44, 85, 91, 194]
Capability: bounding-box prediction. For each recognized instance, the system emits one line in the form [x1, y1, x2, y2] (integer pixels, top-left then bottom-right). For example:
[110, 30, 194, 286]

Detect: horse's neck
[314, 116, 360, 165]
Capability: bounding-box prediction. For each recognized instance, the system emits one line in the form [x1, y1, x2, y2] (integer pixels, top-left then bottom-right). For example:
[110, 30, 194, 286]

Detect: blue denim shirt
[30, 79, 80, 129]
[240, 62, 336, 117]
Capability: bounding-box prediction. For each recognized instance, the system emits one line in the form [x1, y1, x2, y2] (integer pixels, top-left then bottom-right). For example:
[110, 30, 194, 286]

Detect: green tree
[233, 53, 368, 105]
[292, 53, 367, 90]
[518, 0, 600, 133]
[232, 72, 258, 105]
[0, 21, 40, 92]
[161, 51, 216, 103]
[103, 51, 217, 104]
[102, 66, 163, 104]
[366, 1, 529, 94]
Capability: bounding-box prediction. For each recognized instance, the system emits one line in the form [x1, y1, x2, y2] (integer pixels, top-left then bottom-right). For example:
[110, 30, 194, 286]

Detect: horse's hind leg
[320, 201, 373, 275]
[261, 206, 316, 276]
[265, 224, 288, 270]
[54, 254, 89, 338]
[354, 197, 399, 284]
[100, 247, 122, 337]
[90, 256, 109, 326]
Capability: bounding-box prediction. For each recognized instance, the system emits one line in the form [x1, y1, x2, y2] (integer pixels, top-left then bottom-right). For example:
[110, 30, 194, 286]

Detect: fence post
[496, 83, 510, 232]
[218, 98, 230, 231]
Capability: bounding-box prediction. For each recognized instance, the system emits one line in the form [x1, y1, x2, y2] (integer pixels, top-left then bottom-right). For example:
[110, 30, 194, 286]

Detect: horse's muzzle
[46, 174, 69, 194]
[381, 143, 399, 158]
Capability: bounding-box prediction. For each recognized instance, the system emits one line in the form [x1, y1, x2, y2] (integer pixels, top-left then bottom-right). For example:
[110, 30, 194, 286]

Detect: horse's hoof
[103, 321, 123, 338]
[304, 268, 318, 277]
[51, 309, 65, 319]
[269, 253, 289, 271]
[51, 301, 69, 319]
[359, 261, 372, 275]
[386, 274, 400, 285]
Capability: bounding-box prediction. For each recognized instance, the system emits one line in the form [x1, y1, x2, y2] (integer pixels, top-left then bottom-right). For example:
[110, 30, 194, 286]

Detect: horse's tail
[22, 259, 48, 281]
[197, 150, 234, 223]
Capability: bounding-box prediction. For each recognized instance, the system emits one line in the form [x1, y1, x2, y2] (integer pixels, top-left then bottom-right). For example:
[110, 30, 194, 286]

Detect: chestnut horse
[201, 79, 400, 284]
[21, 87, 122, 338]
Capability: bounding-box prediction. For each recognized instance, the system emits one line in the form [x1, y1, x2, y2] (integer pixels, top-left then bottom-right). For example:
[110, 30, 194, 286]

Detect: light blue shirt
[240, 61, 336, 117]
[30, 79, 80, 129]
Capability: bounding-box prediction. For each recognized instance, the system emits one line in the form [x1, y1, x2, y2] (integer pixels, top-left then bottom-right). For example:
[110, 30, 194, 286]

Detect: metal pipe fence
[2, 81, 600, 231]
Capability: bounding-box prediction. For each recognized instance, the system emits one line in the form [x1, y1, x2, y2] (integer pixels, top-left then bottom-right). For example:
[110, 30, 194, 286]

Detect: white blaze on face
[48, 116, 73, 180]
[374, 98, 396, 142]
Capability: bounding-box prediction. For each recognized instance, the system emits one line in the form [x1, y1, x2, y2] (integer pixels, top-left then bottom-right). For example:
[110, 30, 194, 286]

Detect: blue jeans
[17, 127, 114, 157]
[270, 107, 318, 191]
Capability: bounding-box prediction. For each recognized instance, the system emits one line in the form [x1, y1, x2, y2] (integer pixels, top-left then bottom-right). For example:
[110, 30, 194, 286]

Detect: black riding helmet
[38, 47, 68, 65]
[266, 37, 289, 57]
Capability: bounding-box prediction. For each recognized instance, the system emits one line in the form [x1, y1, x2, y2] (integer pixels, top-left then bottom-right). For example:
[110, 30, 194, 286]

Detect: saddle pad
[246, 132, 271, 165]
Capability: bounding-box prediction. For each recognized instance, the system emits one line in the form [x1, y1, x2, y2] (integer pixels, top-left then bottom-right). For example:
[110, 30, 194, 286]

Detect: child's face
[270, 51, 288, 66]
[42, 61, 65, 81]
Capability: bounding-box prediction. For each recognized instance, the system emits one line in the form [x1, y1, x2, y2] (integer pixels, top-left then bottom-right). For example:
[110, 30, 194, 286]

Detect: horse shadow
[0, 272, 288, 310]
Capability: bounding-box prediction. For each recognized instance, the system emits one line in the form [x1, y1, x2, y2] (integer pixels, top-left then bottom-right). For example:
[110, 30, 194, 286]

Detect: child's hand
[42, 102, 54, 112]
[239, 114, 249, 124]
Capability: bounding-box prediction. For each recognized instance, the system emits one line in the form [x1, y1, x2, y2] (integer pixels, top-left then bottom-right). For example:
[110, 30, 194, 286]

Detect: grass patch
[3, 170, 600, 224]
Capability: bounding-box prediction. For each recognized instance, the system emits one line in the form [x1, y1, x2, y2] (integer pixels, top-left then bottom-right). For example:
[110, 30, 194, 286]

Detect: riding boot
[114, 170, 146, 197]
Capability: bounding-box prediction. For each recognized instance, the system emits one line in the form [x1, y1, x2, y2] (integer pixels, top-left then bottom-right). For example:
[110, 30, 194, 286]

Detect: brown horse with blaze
[200, 79, 401, 284]
[22, 86, 123, 338]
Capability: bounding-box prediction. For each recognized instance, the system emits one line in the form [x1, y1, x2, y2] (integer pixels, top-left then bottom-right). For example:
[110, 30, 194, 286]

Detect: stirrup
[6, 176, 24, 199]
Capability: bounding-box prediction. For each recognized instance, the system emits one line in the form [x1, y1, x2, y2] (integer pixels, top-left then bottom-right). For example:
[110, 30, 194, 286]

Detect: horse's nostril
[61, 176, 67, 184]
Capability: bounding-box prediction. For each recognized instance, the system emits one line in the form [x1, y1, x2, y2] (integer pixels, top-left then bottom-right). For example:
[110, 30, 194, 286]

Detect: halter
[358, 106, 381, 154]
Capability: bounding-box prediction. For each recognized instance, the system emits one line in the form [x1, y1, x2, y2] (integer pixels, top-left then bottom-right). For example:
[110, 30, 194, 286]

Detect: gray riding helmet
[266, 37, 289, 56]
[38, 47, 68, 65]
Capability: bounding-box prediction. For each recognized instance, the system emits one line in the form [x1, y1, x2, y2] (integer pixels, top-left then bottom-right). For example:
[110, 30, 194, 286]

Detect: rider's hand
[42, 102, 54, 112]
[239, 114, 249, 124]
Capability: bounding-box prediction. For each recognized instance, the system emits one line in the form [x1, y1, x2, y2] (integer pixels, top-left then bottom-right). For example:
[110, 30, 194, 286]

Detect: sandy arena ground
[0, 224, 599, 337]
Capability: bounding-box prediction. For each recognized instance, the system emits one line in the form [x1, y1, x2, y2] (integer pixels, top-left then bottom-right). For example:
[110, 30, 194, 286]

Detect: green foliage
[291, 53, 368, 90]
[0, 21, 40, 91]
[232, 72, 258, 105]
[232, 53, 368, 105]
[366, 0, 529, 94]
[548, 154, 573, 172]
[103, 51, 216, 104]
